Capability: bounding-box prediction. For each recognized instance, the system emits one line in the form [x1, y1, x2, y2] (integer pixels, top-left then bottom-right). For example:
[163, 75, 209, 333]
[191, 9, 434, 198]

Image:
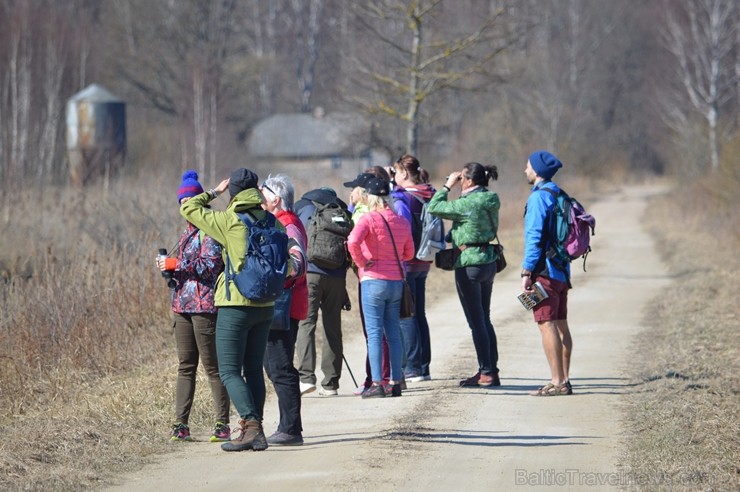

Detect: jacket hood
[227, 188, 264, 213]
[397, 182, 436, 201]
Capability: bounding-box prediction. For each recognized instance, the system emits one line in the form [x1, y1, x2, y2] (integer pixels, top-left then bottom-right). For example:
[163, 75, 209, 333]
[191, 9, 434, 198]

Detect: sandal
[529, 382, 570, 396]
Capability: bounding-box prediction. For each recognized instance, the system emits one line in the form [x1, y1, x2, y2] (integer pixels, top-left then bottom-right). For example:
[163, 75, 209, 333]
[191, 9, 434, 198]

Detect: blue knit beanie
[528, 151, 563, 180]
[178, 170, 204, 203]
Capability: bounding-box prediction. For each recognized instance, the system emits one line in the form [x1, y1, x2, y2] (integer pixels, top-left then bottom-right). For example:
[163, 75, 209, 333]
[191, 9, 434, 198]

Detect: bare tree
[108, 0, 248, 180]
[8, 3, 32, 179]
[348, 0, 513, 156]
[37, 12, 68, 180]
[292, 0, 323, 113]
[662, 0, 738, 171]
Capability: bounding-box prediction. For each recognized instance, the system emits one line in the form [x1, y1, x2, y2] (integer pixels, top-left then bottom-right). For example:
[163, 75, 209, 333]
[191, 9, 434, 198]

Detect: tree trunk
[406, 5, 422, 156]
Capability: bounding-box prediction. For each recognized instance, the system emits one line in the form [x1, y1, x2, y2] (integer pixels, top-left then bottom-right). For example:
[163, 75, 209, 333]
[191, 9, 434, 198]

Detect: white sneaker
[317, 387, 338, 397]
[423, 375, 432, 381]
[405, 375, 424, 383]
[299, 382, 316, 396]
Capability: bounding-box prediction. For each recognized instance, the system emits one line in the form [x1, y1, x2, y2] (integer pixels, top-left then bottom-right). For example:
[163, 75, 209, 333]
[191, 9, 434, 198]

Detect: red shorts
[532, 275, 569, 322]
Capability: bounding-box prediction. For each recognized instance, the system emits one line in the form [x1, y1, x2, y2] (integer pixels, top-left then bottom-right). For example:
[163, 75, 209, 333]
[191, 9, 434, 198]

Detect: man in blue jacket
[521, 150, 574, 397]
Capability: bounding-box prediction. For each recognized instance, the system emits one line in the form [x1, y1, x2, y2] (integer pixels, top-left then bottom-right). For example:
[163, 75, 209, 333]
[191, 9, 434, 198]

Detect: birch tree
[662, 0, 738, 171]
[109, 0, 246, 181]
[349, 0, 512, 156]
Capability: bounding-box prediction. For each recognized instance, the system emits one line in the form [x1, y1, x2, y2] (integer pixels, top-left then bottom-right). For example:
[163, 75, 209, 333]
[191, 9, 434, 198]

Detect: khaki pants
[295, 273, 346, 390]
[173, 312, 230, 424]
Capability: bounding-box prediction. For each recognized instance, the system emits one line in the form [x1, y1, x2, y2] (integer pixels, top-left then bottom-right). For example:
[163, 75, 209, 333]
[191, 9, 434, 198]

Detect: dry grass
[8, 165, 733, 491]
[2, 168, 525, 490]
[620, 175, 740, 491]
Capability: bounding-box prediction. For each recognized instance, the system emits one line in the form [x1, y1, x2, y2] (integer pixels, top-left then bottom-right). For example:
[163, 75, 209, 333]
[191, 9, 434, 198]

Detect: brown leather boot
[220, 419, 268, 452]
[244, 419, 268, 451]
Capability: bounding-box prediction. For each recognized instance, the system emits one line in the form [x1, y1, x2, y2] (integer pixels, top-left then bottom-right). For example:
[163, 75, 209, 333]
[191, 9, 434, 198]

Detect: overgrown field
[621, 173, 740, 491]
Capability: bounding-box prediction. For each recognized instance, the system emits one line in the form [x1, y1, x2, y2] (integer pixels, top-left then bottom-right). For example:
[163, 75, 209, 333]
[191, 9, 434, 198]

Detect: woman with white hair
[347, 177, 414, 398]
[260, 174, 308, 445]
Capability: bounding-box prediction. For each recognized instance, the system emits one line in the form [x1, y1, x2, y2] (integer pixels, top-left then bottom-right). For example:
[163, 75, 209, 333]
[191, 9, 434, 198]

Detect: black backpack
[306, 200, 353, 269]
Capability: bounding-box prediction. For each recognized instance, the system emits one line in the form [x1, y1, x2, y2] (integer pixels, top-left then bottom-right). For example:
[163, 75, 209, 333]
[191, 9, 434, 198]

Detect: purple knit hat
[178, 170, 204, 203]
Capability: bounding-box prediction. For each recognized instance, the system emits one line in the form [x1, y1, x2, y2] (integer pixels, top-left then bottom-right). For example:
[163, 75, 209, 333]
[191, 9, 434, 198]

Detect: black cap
[229, 168, 259, 199]
[343, 173, 375, 189]
[365, 177, 390, 196]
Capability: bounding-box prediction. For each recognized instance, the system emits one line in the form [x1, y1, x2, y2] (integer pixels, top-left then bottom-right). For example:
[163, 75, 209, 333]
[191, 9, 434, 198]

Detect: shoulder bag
[378, 213, 415, 319]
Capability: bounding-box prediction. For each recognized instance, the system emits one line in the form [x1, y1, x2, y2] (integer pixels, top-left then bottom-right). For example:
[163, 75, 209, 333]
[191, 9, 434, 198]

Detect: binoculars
[158, 248, 177, 289]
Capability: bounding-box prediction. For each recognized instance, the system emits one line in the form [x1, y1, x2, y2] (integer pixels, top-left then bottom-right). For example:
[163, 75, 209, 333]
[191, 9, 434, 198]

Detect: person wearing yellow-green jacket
[180, 167, 286, 453]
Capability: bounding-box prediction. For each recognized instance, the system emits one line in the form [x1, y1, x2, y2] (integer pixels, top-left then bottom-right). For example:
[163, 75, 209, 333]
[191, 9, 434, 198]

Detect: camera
[517, 281, 549, 311]
[158, 248, 177, 289]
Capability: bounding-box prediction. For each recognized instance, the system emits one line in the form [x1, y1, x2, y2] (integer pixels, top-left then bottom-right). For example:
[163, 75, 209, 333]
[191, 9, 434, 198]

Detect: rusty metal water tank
[66, 84, 126, 187]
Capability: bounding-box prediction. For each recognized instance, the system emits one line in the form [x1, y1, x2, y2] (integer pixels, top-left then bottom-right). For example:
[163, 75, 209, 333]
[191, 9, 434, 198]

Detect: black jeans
[263, 318, 302, 436]
[454, 262, 499, 375]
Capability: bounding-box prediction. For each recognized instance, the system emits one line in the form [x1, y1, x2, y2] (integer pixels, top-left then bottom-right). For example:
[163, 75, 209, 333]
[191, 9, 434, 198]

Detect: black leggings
[454, 262, 499, 375]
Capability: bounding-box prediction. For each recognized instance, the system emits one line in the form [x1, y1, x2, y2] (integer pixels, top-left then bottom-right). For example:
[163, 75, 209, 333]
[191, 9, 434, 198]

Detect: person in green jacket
[180, 167, 286, 453]
[427, 162, 502, 388]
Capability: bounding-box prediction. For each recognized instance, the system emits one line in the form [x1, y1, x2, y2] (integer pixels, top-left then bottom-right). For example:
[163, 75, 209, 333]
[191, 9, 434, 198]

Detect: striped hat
[178, 170, 204, 203]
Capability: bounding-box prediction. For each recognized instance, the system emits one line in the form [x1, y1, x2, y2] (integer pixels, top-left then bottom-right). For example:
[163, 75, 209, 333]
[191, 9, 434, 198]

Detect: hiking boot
[266, 431, 304, 446]
[460, 372, 501, 387]
[477, 374, 496, 387]
[220, 419, 268, 452]
[361, 384, 386, 399]
[209, 421, 231, 442]
[170, 422, 192, 442]
[459, 372, 481, 387]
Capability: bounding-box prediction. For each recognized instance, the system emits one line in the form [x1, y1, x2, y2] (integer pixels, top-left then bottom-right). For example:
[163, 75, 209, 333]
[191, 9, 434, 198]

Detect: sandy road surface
[105, 184, 670, 491]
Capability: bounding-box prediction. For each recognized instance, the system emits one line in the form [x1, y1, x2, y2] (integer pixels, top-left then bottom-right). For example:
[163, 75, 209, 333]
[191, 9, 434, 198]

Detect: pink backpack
[541, 188, 596, 272]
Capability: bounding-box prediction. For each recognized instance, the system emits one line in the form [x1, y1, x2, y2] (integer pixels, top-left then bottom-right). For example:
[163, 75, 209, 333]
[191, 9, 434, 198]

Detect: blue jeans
[454, 263, 499, 376]
[400, 270, 431, 377]
[216, 305, 273, 421]
[361, 279, 404, 382]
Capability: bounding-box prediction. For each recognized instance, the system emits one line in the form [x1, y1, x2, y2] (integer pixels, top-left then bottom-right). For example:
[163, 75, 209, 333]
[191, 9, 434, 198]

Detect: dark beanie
[178, 170, 204, 203]
[229, 168, 259, 199]
[528, 150, 563, 180]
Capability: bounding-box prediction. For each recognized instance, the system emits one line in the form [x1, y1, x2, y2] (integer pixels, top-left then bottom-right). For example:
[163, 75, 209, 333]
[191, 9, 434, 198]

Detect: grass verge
[620, 178, 740, 491]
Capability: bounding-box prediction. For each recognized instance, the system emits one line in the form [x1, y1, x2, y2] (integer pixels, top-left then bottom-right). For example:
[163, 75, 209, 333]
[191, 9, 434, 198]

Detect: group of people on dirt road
[155, 149, 576, 452]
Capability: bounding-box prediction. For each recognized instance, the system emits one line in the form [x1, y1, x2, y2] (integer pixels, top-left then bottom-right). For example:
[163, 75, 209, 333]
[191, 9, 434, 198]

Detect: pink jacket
[347, 208, 414, 281]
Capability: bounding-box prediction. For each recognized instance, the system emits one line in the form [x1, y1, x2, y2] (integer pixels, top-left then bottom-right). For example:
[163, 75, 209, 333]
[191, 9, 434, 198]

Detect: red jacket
[275, 209, 309, 320]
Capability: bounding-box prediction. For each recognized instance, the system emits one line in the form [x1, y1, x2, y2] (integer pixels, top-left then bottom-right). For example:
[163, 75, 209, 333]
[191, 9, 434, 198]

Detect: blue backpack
[404, 191, 446, 261]
[225, 211, 288, 303]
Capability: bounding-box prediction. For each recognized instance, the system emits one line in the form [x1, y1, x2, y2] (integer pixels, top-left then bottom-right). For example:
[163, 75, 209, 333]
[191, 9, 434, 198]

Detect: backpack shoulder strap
[403, 190, 426, 206]
[537, 187, 558, 199]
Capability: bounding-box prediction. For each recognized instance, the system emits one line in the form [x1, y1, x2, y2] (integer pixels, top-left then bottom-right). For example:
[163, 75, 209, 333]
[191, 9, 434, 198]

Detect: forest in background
[1, 0, 738, 189]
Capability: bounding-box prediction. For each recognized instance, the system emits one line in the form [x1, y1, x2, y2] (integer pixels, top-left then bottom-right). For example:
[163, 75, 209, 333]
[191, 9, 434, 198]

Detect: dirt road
[106, 184, 670, 491]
